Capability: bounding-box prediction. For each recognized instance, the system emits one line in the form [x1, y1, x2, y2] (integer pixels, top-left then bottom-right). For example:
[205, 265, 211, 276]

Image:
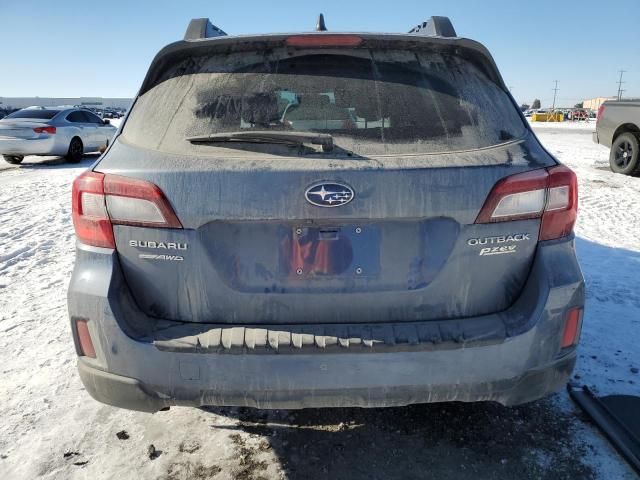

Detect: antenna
[551, 80, 559, 110]
[616, 70, 626, 100]
[316, 13, 327, 31]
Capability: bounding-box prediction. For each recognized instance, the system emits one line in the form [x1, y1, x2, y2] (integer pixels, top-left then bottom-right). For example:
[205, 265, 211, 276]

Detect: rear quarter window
[66, 111, 87, 123]
[122, 49, 526, 157]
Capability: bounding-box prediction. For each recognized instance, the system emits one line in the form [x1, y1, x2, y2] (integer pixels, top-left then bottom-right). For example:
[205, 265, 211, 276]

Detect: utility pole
[551, 80, 559, 111]
[616, 70, 626, 100]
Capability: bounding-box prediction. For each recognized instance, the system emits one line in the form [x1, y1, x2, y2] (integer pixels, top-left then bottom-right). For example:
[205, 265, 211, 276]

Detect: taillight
[596, 105, 605, 122]
[103, 174, 182, 228]
[72, 171, 114, 248]
[75, 319, 96, 358]
[539, 166, 578, 241]
[475, 169, 548, 224]
[561, 307, 583, 349]
[285, 34, 363, 47]
[33, 126, 56, 134]
[72, 171, 182, 248]
[475, 165, 578, 241]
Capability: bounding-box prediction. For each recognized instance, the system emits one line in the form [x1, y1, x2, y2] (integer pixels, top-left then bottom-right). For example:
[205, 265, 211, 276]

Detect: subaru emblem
[305, 182, 354, 207]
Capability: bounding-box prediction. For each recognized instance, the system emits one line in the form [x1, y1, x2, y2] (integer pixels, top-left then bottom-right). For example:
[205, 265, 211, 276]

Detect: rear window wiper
[186, 131, 334, 152]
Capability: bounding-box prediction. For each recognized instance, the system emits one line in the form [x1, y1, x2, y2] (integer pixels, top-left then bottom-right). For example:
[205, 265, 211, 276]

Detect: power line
[617, 70, 626, 100]
[551, 80, 559, 110]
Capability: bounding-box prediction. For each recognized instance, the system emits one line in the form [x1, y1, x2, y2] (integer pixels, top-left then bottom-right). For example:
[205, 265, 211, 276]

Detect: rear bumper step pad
[148, 316, 508, 353]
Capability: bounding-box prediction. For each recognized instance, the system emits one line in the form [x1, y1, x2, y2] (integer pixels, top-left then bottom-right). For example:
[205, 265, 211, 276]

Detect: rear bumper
[0, 136, 61, 156]
[68, 236, 584, 412]
[77, 350, 576, 413]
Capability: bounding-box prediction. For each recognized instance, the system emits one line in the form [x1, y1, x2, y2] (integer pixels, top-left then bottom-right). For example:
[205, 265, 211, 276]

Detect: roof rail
[184, 18, 227, 40]
[409, 16, 457, 38]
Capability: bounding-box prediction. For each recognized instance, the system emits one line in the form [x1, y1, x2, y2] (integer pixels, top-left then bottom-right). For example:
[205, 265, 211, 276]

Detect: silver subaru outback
[68, 16, 584, 412]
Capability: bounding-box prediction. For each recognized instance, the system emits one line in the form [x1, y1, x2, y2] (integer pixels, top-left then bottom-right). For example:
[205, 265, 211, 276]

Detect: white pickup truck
[593, 100, 640, 176]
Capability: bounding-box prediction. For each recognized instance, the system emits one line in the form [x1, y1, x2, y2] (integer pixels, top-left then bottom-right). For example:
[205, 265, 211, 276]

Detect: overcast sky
[1, 0, 638, 107]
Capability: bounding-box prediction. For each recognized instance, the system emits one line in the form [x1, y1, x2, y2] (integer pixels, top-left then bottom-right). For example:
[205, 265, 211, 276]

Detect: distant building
[0, 97, 132, 110]
[582, 97, 616, 110]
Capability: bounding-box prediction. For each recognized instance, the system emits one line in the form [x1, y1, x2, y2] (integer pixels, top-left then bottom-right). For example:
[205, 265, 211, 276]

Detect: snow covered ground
[0, 121, 638, 479]
[528, 122, 640, 399]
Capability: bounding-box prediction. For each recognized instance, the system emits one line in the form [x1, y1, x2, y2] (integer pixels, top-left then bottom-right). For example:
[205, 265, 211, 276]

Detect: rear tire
[66, 137, 84, 163]
[3, 155, 24, 164]
[609, 132, 640, 176]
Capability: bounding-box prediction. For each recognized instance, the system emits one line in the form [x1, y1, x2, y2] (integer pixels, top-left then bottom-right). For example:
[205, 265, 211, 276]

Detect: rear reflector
[75, 319, 96, 358]
[285, 35, 363, 47]
[561, 307, 583, 348]
[33, 126, 56, 134]
[72, 171, 182, 248]
[475, 165, 578, 241]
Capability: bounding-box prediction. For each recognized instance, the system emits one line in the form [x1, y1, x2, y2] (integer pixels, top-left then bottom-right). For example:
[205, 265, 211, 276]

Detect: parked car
[570, 109, 588, 121]
[103, 109, 121, 119]
[593, 100, 640, 176]
[68, 16, 583, 412]
[0, 106, 117, 164]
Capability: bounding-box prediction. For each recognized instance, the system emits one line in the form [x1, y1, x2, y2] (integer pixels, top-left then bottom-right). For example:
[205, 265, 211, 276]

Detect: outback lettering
[467, 233, 530, 246]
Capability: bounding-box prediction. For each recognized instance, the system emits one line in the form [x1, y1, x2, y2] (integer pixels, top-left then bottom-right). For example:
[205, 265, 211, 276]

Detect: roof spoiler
[408, 16, 457, 38]
[184, 16, 457, 40]
[184, 18, 227, 40]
